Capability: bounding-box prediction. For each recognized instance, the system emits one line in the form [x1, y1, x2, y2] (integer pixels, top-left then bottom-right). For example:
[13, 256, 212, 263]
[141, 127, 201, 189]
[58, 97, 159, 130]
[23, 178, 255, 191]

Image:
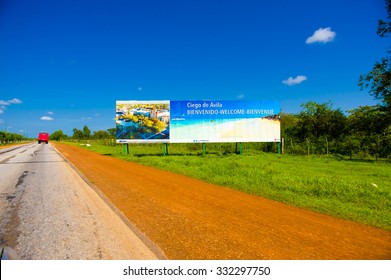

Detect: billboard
[116, 100, 170, 143]
[116, 100, 280, 143]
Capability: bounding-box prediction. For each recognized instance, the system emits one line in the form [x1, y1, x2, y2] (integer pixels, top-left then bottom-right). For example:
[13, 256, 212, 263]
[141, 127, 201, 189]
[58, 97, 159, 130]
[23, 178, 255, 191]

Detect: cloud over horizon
[306, 27, 336, 44]
[0, 98, 22, 106]
[283, 75, 307, 86]
[40, 116, 54, 121]
[0, 98, 23, 114]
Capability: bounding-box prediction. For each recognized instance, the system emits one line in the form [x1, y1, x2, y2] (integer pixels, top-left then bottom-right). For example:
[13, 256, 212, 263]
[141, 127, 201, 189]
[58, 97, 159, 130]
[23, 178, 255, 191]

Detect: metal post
[202, 143, 206, 156]
[163, 143, 168, 156]
[123, 143, 129, 154]
[240, 143, 243, 155]
[278, 142, 281, 155]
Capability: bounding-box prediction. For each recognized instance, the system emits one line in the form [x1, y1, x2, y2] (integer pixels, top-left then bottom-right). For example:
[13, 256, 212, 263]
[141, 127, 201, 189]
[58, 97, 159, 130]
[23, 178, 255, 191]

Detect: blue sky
[0, 0, 389, 137]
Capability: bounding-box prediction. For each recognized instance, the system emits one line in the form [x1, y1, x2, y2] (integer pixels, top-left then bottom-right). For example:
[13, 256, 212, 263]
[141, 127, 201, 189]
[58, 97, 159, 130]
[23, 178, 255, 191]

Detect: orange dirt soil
[53, 142, 391, 260]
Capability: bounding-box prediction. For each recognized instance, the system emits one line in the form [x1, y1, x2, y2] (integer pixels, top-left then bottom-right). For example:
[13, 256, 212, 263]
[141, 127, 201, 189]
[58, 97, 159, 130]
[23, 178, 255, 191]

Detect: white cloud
[48, 111, 54, 115]
[0, 98, 22, 114]
[306, 27, 336, 44]
[40, 116, 54, 121]
[8, 98, 22, 104]
[283, 75, 307, 86]
[237, 94, 245, 100]
[0, 98, 22, 105]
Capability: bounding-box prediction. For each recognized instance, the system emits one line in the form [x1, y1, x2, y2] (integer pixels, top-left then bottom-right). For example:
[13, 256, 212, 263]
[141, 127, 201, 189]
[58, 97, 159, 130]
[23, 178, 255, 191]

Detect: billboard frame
[116, 100, 280, 144]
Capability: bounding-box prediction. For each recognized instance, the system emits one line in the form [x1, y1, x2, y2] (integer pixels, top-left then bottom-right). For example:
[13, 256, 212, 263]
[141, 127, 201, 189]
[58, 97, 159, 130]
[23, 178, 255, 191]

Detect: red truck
[38, 132, 49, 144]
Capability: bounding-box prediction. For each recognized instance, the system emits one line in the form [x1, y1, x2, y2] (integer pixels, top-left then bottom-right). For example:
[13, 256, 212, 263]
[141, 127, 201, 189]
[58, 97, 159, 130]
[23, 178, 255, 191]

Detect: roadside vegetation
[0, 130, 29, 145]
[63, 141, 391, 231]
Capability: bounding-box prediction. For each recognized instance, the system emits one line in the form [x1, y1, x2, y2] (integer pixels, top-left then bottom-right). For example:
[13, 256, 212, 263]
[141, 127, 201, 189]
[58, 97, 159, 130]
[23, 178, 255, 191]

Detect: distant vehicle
[38, 132, 49, 144]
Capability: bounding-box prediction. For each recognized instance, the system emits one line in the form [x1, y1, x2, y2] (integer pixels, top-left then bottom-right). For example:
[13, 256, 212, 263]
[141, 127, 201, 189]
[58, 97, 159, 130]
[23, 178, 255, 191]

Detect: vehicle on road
[38, 132, 49, 144]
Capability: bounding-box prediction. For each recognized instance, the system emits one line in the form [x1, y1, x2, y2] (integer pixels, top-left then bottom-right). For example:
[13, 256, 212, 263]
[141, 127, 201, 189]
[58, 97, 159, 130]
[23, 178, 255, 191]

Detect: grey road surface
[0, 143, 160, 259]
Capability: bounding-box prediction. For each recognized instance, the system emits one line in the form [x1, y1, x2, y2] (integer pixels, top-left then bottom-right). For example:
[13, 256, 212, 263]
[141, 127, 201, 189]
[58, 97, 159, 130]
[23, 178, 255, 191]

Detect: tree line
[0, 131, 27, 144]
[5, 103, 390, 159]
[280, 101, 390, 159]
[50, 125, 116, 142]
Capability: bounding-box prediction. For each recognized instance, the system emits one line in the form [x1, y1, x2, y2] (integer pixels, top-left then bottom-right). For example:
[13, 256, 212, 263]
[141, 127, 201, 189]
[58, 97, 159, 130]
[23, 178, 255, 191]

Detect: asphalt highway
[0, 143, 160, 259]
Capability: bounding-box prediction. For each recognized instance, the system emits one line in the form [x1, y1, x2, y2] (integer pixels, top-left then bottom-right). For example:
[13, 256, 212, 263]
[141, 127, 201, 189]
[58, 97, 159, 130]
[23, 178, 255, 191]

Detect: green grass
[66, 141, 391, 231]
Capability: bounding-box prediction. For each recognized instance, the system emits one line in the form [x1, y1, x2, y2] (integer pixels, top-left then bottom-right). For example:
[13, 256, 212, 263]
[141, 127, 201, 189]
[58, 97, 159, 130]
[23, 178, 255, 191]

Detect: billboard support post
[123, 143, 129, 154]
[202, 143, 206, 157]
[163, 143, 168, 156]
[235, 143, 243, 155]
[278, 142, 281, 155]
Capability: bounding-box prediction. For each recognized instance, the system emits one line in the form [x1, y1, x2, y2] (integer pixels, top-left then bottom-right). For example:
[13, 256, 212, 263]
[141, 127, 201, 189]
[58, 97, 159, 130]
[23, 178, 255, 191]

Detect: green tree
[93, 130, 110, 139]
[359, 0, 391, 110]
[297, 101, 346, 139]
[0, 131, 5, 144]
[107, 128, 116, 137]
[280, 113, 299, 138]
[280, 113, 300, 154]
[293, 101, 346, 154]
[377, 0, 391, 37]
[72, 128, 84, 140]
[347, 105, 390, 159]
[83, 125, 91, 139]
[50, 130, 66, 141]
[0, 131, 24, 144]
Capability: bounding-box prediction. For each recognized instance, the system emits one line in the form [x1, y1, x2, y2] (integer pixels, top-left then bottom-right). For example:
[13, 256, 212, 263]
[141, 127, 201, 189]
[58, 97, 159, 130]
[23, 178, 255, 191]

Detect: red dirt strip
[53, 143, 391, 260]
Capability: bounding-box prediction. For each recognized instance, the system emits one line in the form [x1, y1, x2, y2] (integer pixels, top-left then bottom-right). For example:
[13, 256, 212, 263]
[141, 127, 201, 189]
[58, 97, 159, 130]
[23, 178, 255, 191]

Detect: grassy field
[66, 141, 391, 231]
